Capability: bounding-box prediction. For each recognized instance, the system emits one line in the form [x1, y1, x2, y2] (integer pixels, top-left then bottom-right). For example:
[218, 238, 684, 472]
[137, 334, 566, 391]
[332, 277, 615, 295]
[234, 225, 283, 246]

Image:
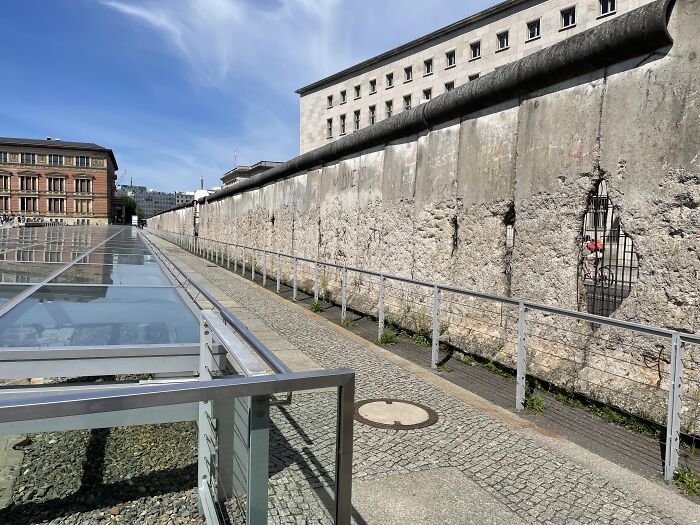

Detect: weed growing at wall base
[377, 329, 399, 345]
[310, 300, 325, 313]
[674, 466, 700, 496]
[525, 394, 546, 413]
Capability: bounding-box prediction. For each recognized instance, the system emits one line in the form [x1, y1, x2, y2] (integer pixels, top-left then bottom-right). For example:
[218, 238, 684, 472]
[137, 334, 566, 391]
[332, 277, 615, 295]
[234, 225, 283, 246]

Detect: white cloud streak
[101, 0, 345, 90]
[97, 0, 491, 191]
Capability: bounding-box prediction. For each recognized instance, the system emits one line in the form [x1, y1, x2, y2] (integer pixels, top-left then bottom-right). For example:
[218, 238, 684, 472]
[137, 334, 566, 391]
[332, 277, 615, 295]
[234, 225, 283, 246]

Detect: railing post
[431, 285, 440, 369]
[226, 246, 230, 269]
[241, 247, 245, 276]
[247, 395, 270, 524]
[314, 261, 319, 302]
[276, 253, 281, 293]
[378, 274, 385, 341]
[262, 251, 267, 287]
[293, 257, 298, 301]
[341, 266, 347, 323]
[516, 302, 528, 411]
[664, 333, 684, 482]
[252, 250, 256, 282]
[197, 313, 218, 523]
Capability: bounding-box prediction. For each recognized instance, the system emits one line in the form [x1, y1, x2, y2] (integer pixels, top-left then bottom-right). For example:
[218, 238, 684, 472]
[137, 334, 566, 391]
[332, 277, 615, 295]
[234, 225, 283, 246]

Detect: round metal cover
[354, 398, 438, 430]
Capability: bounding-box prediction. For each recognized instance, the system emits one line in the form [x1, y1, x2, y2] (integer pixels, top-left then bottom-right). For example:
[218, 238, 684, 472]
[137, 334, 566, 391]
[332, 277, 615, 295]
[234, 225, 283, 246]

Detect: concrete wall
[151, 0, 700, 432]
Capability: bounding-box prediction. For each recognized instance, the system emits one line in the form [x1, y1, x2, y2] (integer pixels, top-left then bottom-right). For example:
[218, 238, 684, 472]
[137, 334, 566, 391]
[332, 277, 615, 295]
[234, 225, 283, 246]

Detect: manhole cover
[354, 398, 438, 430]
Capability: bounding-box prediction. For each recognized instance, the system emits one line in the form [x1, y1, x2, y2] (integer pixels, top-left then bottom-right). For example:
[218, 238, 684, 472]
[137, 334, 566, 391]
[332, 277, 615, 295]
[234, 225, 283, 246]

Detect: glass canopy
[0, 226, 199, 348]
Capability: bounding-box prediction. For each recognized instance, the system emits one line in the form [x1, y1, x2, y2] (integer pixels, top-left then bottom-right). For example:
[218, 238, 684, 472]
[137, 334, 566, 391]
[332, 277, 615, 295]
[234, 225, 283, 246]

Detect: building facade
[0, 137, 117, 225]
[296, 0, 651, 153]
[116, 185, 177, 219]
[175, 191, 195, 206]
[221, 161, 282, 188]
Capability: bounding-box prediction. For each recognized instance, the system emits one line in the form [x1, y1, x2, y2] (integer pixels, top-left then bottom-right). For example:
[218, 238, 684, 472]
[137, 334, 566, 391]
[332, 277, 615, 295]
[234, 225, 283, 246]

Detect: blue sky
[0, 0, 493, 192]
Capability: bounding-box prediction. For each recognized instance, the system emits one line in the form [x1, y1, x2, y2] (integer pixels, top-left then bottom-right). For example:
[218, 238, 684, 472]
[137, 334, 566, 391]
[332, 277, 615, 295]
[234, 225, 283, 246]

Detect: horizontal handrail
[203, 310, 270, 377]
[0, 368, 353, 423]
[148, 229, 700, 345]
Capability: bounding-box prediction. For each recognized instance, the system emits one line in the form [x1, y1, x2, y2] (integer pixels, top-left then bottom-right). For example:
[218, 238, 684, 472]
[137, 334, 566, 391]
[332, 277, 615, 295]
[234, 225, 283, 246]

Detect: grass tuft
[674, 467, 700, 496]
[309, 300, 324, 313]
[376, 329, 399, 346]
[412, 333, 431, 347]
[525, 394, 546, 413]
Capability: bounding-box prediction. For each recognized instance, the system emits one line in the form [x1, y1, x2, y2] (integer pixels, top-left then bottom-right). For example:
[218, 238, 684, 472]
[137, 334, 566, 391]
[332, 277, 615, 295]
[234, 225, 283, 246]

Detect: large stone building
[296, 0, 650, 153]
[116, 185, 177, 219]
[0, 137, 117, 225]
[221, 161, 282, 188]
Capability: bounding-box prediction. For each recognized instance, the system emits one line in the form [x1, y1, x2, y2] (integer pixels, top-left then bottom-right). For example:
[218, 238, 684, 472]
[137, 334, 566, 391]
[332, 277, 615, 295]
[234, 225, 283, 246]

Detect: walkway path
[149, 233, 699, 525]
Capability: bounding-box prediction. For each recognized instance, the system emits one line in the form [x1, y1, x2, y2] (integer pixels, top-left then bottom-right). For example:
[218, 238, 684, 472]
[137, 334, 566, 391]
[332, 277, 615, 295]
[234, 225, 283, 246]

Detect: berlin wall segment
[149, 0, 700, 434]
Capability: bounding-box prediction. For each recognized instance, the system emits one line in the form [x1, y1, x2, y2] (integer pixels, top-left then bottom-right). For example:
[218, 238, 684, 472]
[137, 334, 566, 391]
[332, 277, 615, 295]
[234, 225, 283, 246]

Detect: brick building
[0, 137, 117, 225]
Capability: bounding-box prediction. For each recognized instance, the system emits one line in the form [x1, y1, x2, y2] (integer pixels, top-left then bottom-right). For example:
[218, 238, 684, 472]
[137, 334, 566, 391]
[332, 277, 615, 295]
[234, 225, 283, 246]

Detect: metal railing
[147, 227, 700, 482]
[0, 231, 356, 525]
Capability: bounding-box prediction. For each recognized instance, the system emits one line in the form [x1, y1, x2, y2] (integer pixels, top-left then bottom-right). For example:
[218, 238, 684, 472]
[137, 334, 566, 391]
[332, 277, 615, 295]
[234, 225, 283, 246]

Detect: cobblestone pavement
[150, 234, 697, 525]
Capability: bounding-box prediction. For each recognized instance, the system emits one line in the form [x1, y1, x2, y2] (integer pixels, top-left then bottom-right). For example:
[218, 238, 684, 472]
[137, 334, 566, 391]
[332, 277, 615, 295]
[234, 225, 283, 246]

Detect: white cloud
[96, 0, 494, 191]
[101, 0, 345, 90]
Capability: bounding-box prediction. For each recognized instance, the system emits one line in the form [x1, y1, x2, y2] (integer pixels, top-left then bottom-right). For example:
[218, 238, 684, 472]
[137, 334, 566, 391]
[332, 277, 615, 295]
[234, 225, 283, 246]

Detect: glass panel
[0, 262, 59, 283]
[52, 263, 171, 286]
[0, 285, 199, 347]
[0, 284, 28, 306]
[266, 388, 338, 522]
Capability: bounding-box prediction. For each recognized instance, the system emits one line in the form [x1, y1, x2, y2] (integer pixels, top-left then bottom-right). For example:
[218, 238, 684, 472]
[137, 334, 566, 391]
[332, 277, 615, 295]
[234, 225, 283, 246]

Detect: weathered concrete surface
[149, 0, 700, 432]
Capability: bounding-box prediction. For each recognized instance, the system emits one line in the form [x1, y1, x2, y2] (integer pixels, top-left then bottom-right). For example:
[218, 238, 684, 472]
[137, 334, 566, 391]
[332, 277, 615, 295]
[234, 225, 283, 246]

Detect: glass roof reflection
[0, 226, 200, 349]
[0, 285, 198, 347]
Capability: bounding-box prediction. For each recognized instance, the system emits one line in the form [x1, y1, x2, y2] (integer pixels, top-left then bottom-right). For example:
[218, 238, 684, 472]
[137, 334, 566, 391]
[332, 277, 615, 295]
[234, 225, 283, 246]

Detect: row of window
[0, 247, 93, 266]
[326, 1, 615, 110]
[326, 75, 481, 138]
[0, 151, 94, 167]
[0, 174, 93, 193]
[0, 196, 93, 213]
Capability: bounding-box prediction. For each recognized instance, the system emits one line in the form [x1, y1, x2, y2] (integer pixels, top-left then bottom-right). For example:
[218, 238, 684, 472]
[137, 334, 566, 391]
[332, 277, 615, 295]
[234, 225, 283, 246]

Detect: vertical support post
[314, 261, 319, 302]
[515, 302, 528, 411]
[247, 395, 270, 524]
[341, 266, 347, 323]
[378, 275, 385, 341]
[197, 313, 218, 522]
[226, 246, 230, 269]
[276, 253, 281, 293]
[335, 377, 355, 525]
[664, 333, 684, 482]
[431, 285, 441, 369]
[241, 247, 245, 276]
[292, 257, 298, 301]
[262, 251, 267, 287]
[252, 250, 256, 282]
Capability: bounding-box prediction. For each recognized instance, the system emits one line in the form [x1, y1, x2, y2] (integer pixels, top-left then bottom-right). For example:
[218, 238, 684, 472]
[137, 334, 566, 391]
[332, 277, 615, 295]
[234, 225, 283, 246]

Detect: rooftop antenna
[234, 151, 238, 168]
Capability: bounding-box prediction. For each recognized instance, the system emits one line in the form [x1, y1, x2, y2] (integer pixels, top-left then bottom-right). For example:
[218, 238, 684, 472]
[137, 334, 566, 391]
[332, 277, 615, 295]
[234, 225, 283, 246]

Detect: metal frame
[0, 228, 356, 524]
[150, 228, 700, 482]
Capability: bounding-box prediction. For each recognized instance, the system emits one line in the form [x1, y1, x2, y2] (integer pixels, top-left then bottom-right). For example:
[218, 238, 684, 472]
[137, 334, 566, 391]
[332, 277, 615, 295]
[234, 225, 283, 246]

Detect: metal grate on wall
[579, 181, 639, 317]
